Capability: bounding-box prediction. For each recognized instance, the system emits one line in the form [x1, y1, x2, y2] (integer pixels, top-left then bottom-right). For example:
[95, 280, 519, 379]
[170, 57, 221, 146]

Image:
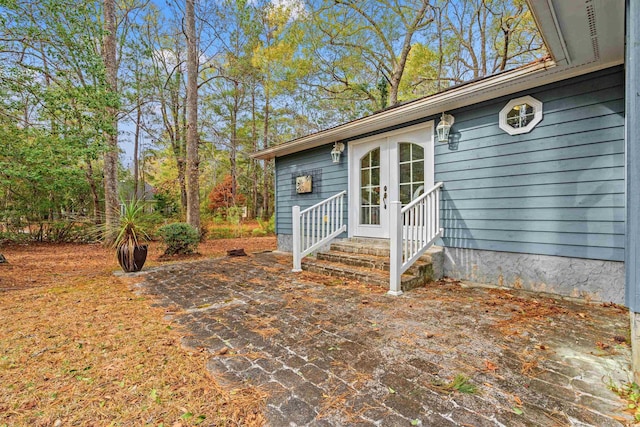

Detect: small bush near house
[252, 215, 275, 237]
[157, 223, 199, 255]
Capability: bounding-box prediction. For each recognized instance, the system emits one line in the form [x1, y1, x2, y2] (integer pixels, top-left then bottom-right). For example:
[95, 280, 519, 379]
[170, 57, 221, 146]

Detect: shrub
[256, 214, 275, 235]
[157, 223, 199, 255]
[251, 228, 267, 237]
[207, 175, 246, 218]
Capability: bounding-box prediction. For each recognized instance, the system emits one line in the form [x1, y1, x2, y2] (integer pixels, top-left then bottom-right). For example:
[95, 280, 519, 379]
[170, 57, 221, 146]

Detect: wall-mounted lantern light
[331, 142, 345, 163]
[436, 112, 455, 143]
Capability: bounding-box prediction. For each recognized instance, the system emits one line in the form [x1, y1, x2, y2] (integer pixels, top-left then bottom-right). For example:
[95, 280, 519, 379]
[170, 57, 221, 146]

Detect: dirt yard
[0, 237, 275, 426]
[0, 236, 635, 426]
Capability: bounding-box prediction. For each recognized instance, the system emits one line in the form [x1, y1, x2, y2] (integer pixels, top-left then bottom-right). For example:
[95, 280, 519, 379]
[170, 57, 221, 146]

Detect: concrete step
[330, 239, 391, 257]
[316, 250, 435, 277]
[301, 258, 428, 291]
[330, 238, 442, 262]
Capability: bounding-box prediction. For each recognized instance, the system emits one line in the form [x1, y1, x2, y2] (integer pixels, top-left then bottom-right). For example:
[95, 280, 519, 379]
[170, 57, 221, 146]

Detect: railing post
[389, 201, 403, 296]
[436, 185, 442, 235]
[292, 205, 302, 272]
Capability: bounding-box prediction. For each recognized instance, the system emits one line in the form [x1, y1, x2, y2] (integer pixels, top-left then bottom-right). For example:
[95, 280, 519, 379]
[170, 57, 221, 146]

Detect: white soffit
[528, 0, 624, 65]
[527, 0, 571, 65]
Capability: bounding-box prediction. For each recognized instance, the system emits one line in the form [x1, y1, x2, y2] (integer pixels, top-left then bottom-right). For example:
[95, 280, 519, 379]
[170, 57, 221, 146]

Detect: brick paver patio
[135, 252, 632, 426]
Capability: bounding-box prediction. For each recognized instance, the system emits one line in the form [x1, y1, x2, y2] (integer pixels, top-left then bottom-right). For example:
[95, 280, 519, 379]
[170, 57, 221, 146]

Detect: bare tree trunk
[85, 159, 101, 225]
[251, 86, 258, 219]
[479, 3, 488, 76]
[185, 0, 200, 232]
[171, 88, 188, 213]
[103, 0, 119, 242]
[436, 4, 444, 92]
[133, 103, 141, 198]
[230, 80, 239, 201]
[262, 84, 270, 219]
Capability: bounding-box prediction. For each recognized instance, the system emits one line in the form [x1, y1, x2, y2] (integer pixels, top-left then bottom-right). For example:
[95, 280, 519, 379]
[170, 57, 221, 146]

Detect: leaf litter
[0, 240, 275, 426]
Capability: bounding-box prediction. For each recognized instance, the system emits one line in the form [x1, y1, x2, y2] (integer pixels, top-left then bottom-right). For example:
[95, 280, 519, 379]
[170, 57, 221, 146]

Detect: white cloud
[270, 0, 307, 20]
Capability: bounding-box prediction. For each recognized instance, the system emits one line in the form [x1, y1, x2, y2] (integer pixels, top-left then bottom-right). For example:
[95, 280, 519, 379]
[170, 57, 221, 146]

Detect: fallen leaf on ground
[484, 360, 498, 372]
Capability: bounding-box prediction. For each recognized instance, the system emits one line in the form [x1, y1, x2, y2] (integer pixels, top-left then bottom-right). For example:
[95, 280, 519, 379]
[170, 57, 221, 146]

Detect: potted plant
[114, 198, 150, 273]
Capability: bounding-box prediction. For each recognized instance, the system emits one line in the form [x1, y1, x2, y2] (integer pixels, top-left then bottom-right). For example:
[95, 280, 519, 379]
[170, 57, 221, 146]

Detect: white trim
[499, 95, 543, 135]
[348, 123, 435, 239]
[347, 121, 435, 146]
[545, 0, 571, 65]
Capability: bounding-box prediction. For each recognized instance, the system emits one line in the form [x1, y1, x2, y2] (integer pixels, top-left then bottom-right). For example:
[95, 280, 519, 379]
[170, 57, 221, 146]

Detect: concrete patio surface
[135, 252, 633, 426]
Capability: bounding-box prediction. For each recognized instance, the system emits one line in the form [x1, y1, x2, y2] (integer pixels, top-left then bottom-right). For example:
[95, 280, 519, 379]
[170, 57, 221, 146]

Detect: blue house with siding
[253, 0, 636, 311]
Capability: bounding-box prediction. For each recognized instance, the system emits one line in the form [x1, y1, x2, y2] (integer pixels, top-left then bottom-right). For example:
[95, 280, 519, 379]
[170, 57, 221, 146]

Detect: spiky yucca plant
[114, 199, 150, 272]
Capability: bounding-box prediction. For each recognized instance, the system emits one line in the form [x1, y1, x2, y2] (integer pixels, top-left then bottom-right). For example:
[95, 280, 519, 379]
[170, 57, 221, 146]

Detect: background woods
[0, 0, 544, 241]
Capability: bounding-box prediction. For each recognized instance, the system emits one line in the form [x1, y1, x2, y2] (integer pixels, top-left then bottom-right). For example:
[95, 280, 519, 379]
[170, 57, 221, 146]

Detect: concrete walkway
[137, 252, 632, 426]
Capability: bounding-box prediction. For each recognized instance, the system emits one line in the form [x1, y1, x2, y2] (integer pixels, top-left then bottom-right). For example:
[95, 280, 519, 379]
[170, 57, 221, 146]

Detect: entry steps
[301, 237, 444, 291]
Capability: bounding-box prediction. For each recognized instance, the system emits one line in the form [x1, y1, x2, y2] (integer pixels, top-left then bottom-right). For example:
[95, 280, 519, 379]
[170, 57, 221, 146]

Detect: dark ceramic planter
[117, 244, 148, 272]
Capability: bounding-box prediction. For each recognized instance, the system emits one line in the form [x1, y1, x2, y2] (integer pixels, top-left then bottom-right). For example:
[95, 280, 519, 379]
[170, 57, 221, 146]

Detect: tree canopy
[0, 0, 546, 238]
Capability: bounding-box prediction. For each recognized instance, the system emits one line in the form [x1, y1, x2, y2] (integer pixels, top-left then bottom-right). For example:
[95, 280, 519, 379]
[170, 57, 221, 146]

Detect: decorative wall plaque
[296, 175, 312, 194]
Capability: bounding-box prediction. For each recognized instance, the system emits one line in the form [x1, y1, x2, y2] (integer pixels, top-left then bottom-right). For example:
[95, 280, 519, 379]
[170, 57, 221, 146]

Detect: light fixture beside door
[436, 113, 455, 143]
[331, 142, 345, 163]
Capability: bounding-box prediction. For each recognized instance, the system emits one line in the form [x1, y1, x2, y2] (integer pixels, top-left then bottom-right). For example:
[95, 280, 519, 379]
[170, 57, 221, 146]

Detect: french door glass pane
[400, 163, 411, 183]
[361, 169, 369, 186]
[414, 161, 424, 182]
[399, 143, 411, 162]
[413, 144, 424, 160]
[398, 142, 425, 206]
[400, 184, 411, 204]
[360, 148, 381, 225]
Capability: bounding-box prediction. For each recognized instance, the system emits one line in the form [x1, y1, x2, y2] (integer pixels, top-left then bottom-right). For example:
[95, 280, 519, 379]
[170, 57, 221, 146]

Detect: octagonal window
[499, 95, 543, 135]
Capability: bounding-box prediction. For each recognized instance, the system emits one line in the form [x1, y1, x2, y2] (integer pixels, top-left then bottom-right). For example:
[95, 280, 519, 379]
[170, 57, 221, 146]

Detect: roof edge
[253, 57, 621, 160]
[253, 60, 553, 160]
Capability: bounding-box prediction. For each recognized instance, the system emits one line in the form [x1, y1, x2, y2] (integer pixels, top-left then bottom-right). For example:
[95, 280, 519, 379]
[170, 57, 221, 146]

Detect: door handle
[383, 186, 387, 209]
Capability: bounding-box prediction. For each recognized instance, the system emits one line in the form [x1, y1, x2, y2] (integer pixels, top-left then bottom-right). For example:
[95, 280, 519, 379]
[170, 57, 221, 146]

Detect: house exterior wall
[437, 66, 624, 261]
[275, 143, 348, 251]
[438, 66, 625, 303]
[273, 66, 625, 302]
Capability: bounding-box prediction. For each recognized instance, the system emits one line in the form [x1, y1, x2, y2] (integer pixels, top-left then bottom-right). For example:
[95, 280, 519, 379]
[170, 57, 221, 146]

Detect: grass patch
[434, 374, 478, 394]
[608, 380, 640, 421]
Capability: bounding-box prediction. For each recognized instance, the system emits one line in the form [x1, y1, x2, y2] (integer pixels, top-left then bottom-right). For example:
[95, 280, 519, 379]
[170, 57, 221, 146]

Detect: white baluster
[292, 205, 302, 272]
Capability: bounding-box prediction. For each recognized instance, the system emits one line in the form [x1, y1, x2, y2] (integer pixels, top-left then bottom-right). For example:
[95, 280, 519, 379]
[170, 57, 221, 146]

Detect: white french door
[349, 123, 434, 238]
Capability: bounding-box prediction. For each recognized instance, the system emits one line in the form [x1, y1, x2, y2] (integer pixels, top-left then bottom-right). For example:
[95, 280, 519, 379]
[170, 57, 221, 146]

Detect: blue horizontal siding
[445, 180, 624, 198]
[275, 143, 349, 235]
[441, 167, 624, 189]
[436, 141, 623, 173]
[441, 219, 624, 234]
[441, 206, 623, 222]
[436, 66, 625, 261]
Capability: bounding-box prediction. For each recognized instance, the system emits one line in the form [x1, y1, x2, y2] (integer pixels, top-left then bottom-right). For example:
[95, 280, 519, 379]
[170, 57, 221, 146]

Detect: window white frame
[499, 95, 543, 135]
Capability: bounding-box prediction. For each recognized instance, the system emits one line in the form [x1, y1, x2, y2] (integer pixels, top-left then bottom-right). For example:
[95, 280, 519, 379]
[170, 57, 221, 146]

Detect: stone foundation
[277, 234, 345, 255]
[444, 247, 625, 305]
[277, 234, 293, 252]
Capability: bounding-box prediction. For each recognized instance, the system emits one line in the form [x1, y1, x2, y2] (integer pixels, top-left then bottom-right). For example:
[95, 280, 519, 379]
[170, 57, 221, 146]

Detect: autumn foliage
[207, 175, 246, 217]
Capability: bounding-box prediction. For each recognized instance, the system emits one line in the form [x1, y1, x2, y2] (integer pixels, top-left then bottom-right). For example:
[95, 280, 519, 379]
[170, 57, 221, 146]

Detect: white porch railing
[292, 191, 347, 272]
[389, 182, 444, 295]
